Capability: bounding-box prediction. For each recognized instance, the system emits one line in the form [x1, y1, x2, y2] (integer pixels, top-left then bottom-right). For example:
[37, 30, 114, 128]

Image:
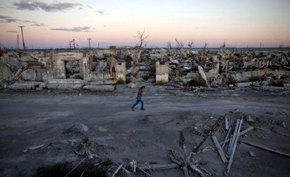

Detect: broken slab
[236, 82, 252, 87]
[47, 79, 84, 84]
[88, 80, 117, 85]
[116, 62, 126, 83]
[8, 82, 39, 90]
[83, 85, 115, 92]
[47, 83, 83, 90]
[156, 61, 169, 84]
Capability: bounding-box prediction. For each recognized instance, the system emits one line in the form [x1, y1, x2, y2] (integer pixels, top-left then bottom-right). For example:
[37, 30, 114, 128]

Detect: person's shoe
[131, 108, 135, 111]
[141, 109, 145, 111]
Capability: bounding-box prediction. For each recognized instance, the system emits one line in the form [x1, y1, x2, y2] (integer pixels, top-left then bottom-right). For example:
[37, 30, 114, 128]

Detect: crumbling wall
[116, 62, 126, 83]
[50, 52, 87, 81]
[156, 61, 169, 84]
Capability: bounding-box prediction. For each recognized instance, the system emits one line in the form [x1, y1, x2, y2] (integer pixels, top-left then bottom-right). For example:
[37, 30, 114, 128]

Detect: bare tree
[188, 41, 194, 49]
[175, 38, 184, 49]
[136, 30, 149, 48]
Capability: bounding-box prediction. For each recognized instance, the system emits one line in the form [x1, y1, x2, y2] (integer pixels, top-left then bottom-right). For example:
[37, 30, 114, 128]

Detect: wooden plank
[225, 116, 229, 130]
[227, 119, 243, 173]
[138, 163, 179, 170]
[222, 127, 232, 149]
[112, 163, 124, 177]
[227, 119, 240, 155]
[212, 136, 228, 163]
[221, 126, 254, 146]
[239, 139, 290, 158]
[189, 163, 206, 177]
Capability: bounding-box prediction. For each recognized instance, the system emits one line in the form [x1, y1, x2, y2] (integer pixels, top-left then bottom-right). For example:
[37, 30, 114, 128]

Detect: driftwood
[212, 136, 228, 163]
[227, 119, 243, 173]
[239, 139, 290, 158]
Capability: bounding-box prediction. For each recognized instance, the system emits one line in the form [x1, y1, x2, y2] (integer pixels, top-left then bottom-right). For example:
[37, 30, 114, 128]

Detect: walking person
[131, 86, 145, 111]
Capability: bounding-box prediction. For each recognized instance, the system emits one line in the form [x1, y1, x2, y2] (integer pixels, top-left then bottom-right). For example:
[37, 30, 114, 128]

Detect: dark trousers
[131, 98, 144, 110]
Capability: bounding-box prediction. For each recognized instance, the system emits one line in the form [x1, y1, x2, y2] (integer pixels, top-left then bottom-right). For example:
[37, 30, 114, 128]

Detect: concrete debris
[8, 82, 39, 90]
[246, 115, 254, 123]
[23, 144, 45, 153]
[248, 151, 256, 157]
[47, 83, 83, 90]
[128, 82, 137, 88]
[0, 48, 288, 91]
[83, 85, 115, 92]
[278, 121, 286, 128]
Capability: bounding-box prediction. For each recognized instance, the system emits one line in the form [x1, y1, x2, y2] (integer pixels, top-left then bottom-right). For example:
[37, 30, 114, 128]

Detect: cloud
[87, 5, 92, 9]
[96, 10, 105, 15]
[13, 0, 82, 12]
[0, 14, 45, 27]
[30, 22, 45, 27]
[50, 26, 92, 32]
[7, 30, 17, 33]
[0, 15, 18, 23]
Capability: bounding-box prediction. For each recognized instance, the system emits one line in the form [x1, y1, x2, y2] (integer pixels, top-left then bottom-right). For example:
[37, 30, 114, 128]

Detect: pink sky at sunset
[0, 0, 290, 48]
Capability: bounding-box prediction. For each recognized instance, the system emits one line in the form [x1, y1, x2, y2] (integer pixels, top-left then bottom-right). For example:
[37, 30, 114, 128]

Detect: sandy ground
[0, 86, 290, 177]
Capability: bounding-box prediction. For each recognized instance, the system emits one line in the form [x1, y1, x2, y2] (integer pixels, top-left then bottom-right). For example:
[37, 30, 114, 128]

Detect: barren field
[0, 86, 290, 177]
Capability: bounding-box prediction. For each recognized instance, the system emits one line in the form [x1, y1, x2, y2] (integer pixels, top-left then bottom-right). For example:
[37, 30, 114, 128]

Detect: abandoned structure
[0, 48, 289, 91]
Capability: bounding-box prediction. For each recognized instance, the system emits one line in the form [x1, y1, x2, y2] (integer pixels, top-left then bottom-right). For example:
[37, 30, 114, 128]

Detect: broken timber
[225, 116, 229, 130]
[221, 126, 254, 146]
[212, 136, 228, 163]
[227, 119, 243, 173]
[138, 163, 179, 170]
[239, 139, 290, 158]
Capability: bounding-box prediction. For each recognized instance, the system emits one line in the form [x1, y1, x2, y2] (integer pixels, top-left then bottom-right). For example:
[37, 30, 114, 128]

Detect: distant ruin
[0, 48, 289, 91]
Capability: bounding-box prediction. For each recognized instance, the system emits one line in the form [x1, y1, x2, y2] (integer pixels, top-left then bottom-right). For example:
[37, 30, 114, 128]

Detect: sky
[0, 0, 290, 49]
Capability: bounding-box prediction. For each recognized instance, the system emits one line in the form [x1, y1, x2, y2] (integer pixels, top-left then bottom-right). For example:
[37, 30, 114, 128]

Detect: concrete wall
[50, 52, 88, 82]
[116, 62, 126, 83]
[156, 61, 169, 84]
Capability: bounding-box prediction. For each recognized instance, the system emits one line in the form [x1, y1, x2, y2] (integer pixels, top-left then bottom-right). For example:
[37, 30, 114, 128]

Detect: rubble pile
[0, 48, 289, 91]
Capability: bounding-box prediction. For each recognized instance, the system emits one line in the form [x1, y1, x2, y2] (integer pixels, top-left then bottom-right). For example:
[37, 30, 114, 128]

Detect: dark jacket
[137, 89, 143, 99]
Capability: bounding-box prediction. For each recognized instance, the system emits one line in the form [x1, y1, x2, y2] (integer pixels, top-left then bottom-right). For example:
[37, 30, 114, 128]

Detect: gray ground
[0, 85, 290, 177]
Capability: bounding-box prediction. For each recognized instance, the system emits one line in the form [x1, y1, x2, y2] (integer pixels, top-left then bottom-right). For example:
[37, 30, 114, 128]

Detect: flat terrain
[0, 86, 290, 177]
